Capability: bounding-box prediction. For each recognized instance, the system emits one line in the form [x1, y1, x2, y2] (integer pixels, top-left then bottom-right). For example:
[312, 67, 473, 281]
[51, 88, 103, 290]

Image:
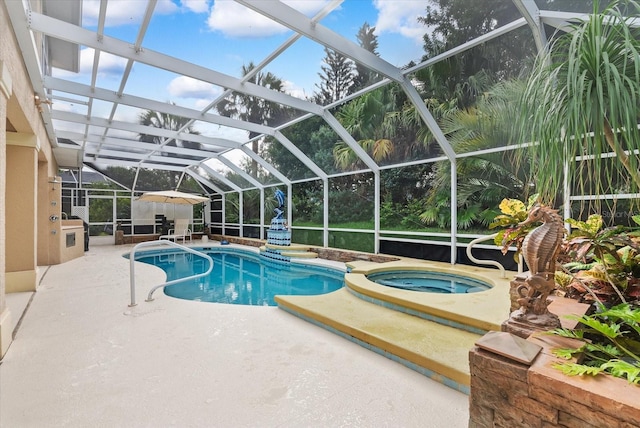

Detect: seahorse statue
[516, 204, 565, 316]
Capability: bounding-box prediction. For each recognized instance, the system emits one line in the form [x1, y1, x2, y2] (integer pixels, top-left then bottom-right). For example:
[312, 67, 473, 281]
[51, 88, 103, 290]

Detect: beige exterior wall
[6, 138, 38, 292]
[0, 58, 10, 357]
[0, 1, 68, 358]
[59, 220, 85, 263]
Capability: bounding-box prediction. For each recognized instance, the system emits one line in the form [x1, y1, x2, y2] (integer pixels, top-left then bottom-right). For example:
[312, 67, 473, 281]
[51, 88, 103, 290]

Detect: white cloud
[167, 76, 222, 99]
[194, 98, 214, 110]
[198, 122, 248, 143]
[206, 0, 331, 38]
[91, 50, 129, 75]
[207, 1, 285, 37]
[373, 0, 426, 45]
[52, 48, 127, 78]
[181, 0, 210, 14]
[282, 80, 309, 101]
[83, 0, 178, 27]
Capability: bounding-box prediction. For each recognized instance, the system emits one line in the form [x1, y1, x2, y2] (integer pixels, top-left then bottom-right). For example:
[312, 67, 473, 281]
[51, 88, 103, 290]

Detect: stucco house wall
[0, 1, 62, 358]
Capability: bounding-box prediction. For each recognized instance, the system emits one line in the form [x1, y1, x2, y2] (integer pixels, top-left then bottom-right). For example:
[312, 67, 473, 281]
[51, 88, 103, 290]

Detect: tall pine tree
[353, 23, 381, 91]
[313, 48, 354, 105]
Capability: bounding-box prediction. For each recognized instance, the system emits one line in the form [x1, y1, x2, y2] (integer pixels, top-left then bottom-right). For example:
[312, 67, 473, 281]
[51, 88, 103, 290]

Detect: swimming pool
[366, 270, 492, 293]
[133, 248, 345, 306]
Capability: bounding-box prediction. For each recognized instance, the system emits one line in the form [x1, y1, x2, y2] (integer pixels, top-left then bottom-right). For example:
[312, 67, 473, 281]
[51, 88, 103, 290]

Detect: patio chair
[160, 218, 192, 243]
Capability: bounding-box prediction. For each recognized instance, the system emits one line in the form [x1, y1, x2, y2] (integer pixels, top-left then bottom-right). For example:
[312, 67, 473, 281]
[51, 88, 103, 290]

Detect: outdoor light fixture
[48, 177, 61, 190]
[34, 94, 52, 112]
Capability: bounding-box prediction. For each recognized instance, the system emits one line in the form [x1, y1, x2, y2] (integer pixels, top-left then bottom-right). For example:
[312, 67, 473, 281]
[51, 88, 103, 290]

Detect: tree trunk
[251, 140, 259, 178]
[603, 119, 640, 191]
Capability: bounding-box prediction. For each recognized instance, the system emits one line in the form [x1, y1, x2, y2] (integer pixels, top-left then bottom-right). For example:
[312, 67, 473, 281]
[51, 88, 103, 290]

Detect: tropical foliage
[491, 195, 640, 307]
[333, 88, 398, 170]
[218, 62, 291, 178]
[549, 304, 640, 384]
[557, 214, 640, 307]
[516, 0, 640, 204]
[420, 80, 530, 229]
[490, 194, 541, 261]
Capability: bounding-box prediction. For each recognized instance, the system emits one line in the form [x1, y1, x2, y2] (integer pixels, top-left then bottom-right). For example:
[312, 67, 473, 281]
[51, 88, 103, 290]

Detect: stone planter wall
[469, 333, 640, 427]
[116, 233, 160, 245]
[210, 235, 264, 248]
[210, 235, 399, 263]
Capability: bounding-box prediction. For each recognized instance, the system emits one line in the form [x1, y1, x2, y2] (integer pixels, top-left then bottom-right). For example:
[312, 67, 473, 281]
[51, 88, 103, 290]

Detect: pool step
[276, 288, 481, 394]
[265, 243, 310, 251]
[279, 251, 317, 258]
[259, 244, 318, 260]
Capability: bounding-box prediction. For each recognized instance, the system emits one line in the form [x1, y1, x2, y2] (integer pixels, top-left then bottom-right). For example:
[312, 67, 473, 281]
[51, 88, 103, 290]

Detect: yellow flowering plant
[489, 194, 540, 262]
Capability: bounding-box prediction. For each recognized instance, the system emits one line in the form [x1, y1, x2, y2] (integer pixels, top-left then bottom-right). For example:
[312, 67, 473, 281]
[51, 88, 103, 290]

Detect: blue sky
[54, 0, 430, 144]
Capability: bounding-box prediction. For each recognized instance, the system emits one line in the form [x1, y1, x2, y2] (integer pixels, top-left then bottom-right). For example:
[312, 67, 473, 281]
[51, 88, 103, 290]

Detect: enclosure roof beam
[45, 77, 275, 136]
[273, 131, 328, 180]
[28, 10, 325, 116]
[405, 17, 528, 75]
[51, 111, 240, 151]
[199, 164, 243, 193]
[512, 0, 547, 52]
[321, 112, 379, 172]
[90, 158, 188, 172]
[238, 147, 291, 186]
[215, 157, 264, 189]
[185, 169, 225, 195]
[401, 78, 456, 161]
[202, 0, 343, 116]
[236, 0, 404, 83]
[57, 131, 212, 160]
[85, 150, 202, 167]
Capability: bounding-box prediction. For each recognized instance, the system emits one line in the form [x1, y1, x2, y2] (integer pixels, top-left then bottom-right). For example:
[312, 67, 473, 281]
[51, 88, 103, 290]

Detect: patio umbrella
[137, 190, 209, 205]
[137, 191, 209, 233]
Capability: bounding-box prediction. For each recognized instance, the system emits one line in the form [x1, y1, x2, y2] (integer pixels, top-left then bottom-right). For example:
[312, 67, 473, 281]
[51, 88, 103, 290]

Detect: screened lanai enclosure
[8, 0, 640, 264]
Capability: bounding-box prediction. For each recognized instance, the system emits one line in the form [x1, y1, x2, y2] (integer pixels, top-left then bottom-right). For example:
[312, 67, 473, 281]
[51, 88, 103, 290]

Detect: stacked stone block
[469, 337, 640, 428]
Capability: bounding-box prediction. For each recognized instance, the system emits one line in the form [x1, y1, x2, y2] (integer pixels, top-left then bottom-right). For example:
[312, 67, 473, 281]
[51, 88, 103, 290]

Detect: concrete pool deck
[1, 244, 472, 427]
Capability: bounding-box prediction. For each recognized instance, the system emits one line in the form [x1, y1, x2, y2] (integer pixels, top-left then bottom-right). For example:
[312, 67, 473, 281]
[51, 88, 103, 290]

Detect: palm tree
[420, 80, 530, 229]
[517, 0, 640, 203]
[138, 108, 201, 189]
[139, 108, 200, 149]
[218, 62, 290, 178]
[333, 88, 396, 169]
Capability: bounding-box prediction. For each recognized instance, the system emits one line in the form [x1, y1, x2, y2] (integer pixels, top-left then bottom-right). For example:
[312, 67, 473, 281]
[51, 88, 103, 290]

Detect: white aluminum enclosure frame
[5, 0, 611, 262]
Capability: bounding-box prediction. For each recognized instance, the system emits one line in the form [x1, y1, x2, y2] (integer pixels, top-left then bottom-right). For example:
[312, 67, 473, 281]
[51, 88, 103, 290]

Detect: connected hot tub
[366, 270, 492, 294]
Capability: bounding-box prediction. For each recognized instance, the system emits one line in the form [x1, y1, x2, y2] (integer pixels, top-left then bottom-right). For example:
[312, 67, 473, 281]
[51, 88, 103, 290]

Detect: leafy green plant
[560, 214, 640, 306]
[516, 0, 640, 204]
[488, 195, 640, 306]
[549, 303, 640, 384]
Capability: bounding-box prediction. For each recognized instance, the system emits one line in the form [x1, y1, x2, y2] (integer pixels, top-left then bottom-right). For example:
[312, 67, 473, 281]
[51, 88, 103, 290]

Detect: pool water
[366, 270, 491, 294]
[134, 249, 345, 306]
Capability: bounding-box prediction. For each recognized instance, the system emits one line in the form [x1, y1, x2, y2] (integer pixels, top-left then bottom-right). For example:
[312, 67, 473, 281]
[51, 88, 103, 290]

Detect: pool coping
[124, 242, 512, 333]
[345, 259, 513, 332]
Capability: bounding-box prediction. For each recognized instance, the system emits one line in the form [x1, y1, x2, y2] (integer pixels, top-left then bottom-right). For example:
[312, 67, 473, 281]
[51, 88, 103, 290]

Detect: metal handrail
[129, 240, 213, 307]
[465, 233, 507, 278]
